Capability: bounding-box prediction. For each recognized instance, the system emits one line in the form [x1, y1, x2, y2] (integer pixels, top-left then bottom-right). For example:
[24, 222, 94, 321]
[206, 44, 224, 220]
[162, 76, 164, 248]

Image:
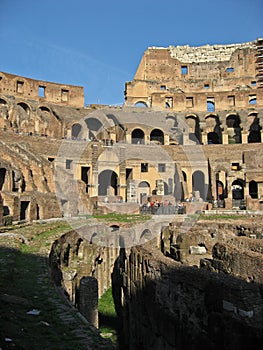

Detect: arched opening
[98, 170, 118, 196]
[134, 101, 147, 108]
[20, 201, 30, 220]
[207, 132, 219, 144]
[131, 128, 145, 144]
[205, 115, 222, 144]
[85, 117, 105, 140]
[232, 180, 244, 200]
[192, 170, 206, 200]
[249, 180, 258, 199]
[0, 168, 6, 190]
[216, 180, 225, 200]
[207, 101, 215, 112]
[226, 114, 241, 144]
[150, 129, 164, 145]
[138, 181, 150, 204]
[139, 229, 152, 244]
[0, 98, 7, 105]
[17, 102, 30, 115]
[248, 114, 261, 143]
[72, 123, 82, 139]
[185, 115, 201, 144]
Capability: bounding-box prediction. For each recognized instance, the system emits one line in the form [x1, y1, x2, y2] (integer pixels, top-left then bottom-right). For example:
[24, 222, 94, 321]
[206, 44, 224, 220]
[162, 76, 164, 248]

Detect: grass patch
[98, 287, 119, 345]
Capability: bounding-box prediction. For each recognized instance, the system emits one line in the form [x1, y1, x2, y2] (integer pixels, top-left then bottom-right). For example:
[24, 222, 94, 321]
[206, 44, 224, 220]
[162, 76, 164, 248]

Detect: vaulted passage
[98, 170, 118, 196]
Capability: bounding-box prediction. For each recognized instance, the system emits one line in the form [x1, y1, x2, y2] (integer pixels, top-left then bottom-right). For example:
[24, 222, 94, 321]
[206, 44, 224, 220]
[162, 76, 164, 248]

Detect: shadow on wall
[112, 244, 263, 350]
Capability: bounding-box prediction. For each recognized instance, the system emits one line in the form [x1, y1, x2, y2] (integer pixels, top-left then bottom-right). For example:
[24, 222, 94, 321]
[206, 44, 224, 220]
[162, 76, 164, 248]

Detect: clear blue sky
[0, 0, 262, 105]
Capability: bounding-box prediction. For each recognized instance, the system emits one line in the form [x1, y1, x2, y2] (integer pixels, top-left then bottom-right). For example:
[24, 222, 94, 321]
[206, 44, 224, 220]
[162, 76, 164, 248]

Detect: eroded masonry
[1, 38, 263, 349]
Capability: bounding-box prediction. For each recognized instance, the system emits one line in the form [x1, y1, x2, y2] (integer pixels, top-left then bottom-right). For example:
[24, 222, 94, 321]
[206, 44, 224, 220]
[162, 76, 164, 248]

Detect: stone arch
[17, 102, 30, 115]
[205, 114, 222, 144]
[138, 181, 150, 204]
[98, 169, 118, 196]
[72, 123, 83, 139]
[247, 113, 261, 143]
[0, 168, 6, 190]
[232, 179, 244, 200]
[134, 101, 148, 108]
[192, 170, 206, 200]
[38, 106, 62, 137]
[185, 114, 201, 143]
[131, 128, 145, 144]
[84, 117, 107, 140]
[139, 229, 152, 244]
[0, 98, 8, 106]
[226, 114, 241, 144]
[150, 128, 164, 145]
[249, 180, 258, 199]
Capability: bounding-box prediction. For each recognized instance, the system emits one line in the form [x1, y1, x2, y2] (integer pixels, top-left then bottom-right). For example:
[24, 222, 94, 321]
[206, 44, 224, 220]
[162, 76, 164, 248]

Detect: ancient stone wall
[113, 225, 263, 349]
[0, 71, 84, 107]
[125, 38, 263, 112]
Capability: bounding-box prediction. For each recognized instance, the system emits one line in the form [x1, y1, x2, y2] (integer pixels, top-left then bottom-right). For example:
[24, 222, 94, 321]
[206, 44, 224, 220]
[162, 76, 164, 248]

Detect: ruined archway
[138, 181, 150, 204]
[185, 115, 201, 144]
[226, 114, 241, 144]
[150, 129, 164, 145]
[248, 114, 262, 143]
[131, 128, 145, 144]
[192, 170, 206, 200]
[72, 123, 83, 139]
[98, 170, 118, 196]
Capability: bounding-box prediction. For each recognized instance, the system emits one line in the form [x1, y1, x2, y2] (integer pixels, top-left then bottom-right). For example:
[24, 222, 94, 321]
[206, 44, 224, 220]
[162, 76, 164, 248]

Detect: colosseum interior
[1, 37, 263, 349]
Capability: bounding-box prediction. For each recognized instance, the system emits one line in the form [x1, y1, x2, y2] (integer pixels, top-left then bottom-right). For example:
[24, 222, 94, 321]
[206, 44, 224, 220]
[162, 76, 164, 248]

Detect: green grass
[98, 287, 119, 345]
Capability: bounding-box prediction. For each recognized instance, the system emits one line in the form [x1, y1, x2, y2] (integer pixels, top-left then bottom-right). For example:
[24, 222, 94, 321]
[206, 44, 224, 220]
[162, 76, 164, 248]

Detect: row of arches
[0, 98, 62, 138]
[186, 113, 262, 144]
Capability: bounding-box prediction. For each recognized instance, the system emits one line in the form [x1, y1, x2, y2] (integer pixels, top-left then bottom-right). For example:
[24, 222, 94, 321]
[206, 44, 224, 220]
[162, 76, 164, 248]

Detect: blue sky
[0, 0, 262, 105]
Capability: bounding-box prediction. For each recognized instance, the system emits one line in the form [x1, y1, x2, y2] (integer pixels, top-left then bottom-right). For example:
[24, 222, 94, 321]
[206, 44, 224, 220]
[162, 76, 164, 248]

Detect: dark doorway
[20, 201, 30, 220]
[81, 167, 90, 193]
[98, 170, 118, 196]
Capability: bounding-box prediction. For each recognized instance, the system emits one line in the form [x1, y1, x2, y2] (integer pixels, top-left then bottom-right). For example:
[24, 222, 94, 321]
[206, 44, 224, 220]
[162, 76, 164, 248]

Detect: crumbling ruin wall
[113, 240, 263, 350]
[49, 226, 120, 307]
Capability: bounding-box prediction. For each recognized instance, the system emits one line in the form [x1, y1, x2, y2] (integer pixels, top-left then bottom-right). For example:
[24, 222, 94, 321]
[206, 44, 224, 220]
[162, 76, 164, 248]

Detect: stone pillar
[222, 131, 229, 144]
[0, 194, 3, 225]
[79, 276, 98, 328]
[201, 131, 207, 145]
[126, 133, 131, 144]
[164, 134, 169, 145]
[241, 130, 248, 144]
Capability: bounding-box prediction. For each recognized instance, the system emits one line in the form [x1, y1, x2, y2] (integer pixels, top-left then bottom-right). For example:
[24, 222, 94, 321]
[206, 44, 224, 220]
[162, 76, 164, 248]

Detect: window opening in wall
[207, 98, 215, 112]
[158, 163, 166, 173]
[231, 163, 240, 171]
[38, 86, 45, 97]
[181, 66, 188, 75]
[249, 95, 257, 105]
[249, 180, 258, 199]
[61, 89, 69, 102]
[251, 81, 256, 86]
[16, 81, 24, 93]
[48, 157, 55, 162]
[160, 85, 166, 90]
[226, 67, 234, 72]
[204, 84, 209, 89]
[186, 97, 193, 108]
[165, 97, 173, 108]
[66, 159, 72, 169]
[228, 95, 235, 107]
[141, 163, 148, 173]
